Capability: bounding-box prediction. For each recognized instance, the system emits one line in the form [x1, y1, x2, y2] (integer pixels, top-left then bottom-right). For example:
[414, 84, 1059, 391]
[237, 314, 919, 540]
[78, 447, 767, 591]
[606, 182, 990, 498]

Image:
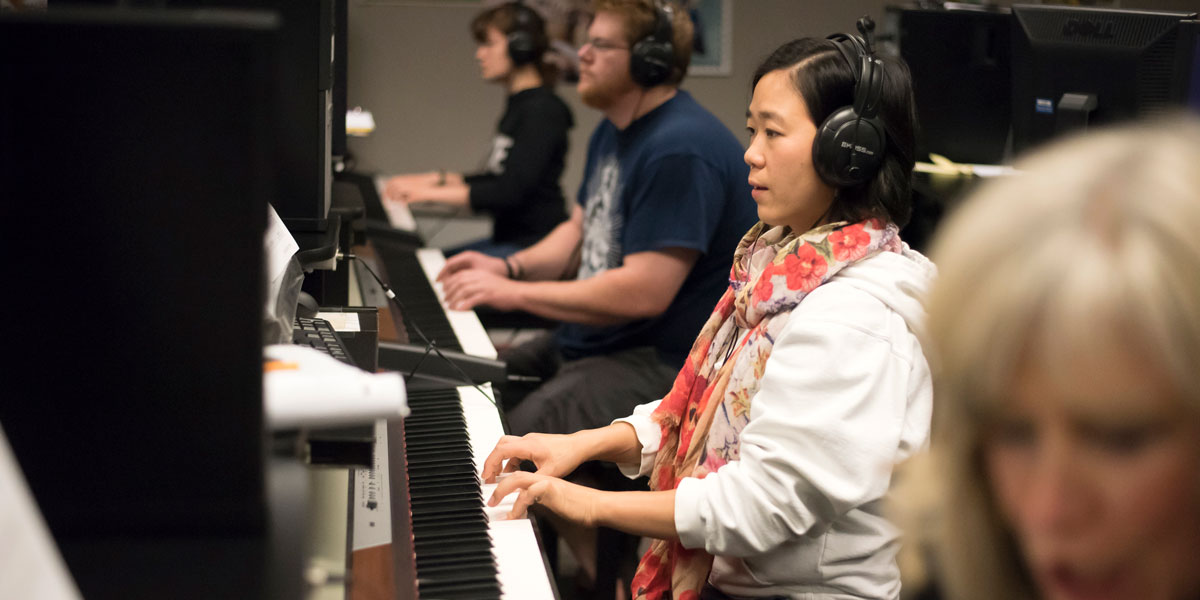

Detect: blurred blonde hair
[912, 113, 1200, 600]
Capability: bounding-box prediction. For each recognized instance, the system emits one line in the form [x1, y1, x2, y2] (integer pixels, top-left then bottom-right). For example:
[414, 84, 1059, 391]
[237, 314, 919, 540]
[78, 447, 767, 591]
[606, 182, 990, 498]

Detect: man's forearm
[509, 270, 668, 325]
[506, 247, 698, 326]
[509, 209, 582, 281]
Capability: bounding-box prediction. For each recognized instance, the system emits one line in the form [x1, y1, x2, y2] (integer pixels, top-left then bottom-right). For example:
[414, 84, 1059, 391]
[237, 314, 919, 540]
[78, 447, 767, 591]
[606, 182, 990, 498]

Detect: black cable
[343, 252, 499, 407]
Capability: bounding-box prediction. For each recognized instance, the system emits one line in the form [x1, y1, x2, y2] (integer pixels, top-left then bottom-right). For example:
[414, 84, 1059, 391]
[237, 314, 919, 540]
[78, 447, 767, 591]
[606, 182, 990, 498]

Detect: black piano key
[418, 582, 502, 600]
[411, 512, 488, 527]
[409, 498, 482, 515]
[414, 535, 493, 554]
[397, 369, 504, 596]
[406, 458, 476, 473]
[411, 520, 489, 537]
[410, 484, 483, 500]
[374, 246, 465, 352]
[407, 472, 478, 485]
[416, 559, 497, 578]
[412, 533, 493, 549]
[415, 546, 495, 563]
[420, 575, 505, 592]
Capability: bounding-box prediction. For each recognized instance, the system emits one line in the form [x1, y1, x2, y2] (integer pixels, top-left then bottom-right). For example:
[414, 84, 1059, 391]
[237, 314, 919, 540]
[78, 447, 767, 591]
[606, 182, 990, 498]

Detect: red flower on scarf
[829, 223, 872, 261]
[631, 550, 671, 600]
[751, 263, 777, 304]
[783, 244, 827, 292]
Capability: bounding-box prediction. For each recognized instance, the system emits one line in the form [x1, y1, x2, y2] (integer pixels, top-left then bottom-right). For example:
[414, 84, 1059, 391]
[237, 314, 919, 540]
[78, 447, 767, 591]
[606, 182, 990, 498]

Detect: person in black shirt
[384, 2, 573, 256]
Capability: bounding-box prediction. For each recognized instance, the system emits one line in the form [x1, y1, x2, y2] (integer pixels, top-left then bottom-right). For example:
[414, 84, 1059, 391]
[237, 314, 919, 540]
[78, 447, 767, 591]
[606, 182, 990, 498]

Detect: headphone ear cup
[630, 38, 673, 87]
[508, 30, 536, 66]
[814, 107, 886, 187]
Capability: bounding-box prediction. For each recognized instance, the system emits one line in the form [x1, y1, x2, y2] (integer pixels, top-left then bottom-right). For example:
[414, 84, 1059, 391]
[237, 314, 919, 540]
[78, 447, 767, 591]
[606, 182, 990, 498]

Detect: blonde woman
[918, 116, 1200, 600]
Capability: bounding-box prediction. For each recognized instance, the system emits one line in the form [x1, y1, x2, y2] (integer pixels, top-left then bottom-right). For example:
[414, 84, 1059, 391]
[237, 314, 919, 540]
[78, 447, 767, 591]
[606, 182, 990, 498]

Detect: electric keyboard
[292, 316, 356, 366]
[345, 212, 554, 598]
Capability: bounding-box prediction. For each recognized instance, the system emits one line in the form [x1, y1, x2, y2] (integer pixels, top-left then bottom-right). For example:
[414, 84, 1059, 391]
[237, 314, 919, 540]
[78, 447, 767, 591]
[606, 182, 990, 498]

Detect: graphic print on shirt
[579, 156, 623, 279]
[482, 134, 514, 175]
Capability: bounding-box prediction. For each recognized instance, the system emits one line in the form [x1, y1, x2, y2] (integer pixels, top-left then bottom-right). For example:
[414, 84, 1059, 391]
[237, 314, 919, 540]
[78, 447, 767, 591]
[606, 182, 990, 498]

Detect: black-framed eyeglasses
[583, 38, 630, 52]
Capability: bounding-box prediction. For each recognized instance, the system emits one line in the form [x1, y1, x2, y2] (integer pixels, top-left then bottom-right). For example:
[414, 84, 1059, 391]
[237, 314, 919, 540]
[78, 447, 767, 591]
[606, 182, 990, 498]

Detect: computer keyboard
[292, 316, 356, 367]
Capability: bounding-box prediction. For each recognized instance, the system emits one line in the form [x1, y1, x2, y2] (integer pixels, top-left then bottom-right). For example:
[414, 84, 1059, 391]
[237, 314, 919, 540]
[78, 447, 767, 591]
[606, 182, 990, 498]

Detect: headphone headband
[506, 1, 545, 67]
[813, 15, 888, 188]
[630, 0, 675, 87]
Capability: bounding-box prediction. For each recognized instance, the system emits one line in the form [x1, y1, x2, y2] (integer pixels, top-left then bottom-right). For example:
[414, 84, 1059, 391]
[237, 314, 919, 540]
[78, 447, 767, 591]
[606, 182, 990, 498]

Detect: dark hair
[750, 38, 918, 228]
[593, 0, 694, 86]
[471, 2, 554, 81]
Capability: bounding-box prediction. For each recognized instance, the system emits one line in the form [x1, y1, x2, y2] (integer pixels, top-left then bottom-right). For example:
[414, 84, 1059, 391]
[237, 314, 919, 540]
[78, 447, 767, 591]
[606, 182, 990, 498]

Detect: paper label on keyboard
[352, 420, 391, 550]
[316, 311, 361, 332]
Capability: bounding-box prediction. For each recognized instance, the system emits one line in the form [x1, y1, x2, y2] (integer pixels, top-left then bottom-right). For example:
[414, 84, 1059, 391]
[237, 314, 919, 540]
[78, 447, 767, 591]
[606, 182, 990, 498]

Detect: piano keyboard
[374, 174, 418, 232]
[413, 248, 498, 360]
[404, 387, 501, 599]
[349, 221, 553, 599]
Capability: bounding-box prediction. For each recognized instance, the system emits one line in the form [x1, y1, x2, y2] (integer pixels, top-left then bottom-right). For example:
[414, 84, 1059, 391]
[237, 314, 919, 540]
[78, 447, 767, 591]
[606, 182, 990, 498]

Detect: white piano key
[373, 174, 418, 231]
[490, 519, 557, 600]
[459, 384, 505, 474]
[416, 248, 499, 359]
[481, 482, 517, 522]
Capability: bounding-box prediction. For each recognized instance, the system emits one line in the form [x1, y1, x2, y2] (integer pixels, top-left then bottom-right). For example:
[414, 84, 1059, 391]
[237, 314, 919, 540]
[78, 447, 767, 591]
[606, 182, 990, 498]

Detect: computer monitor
[332, 0, 349, 162]
[165, 0, 336, 241]
[895, 4, 1013, 165]
[1011, 5, 1200, 155]
[0, 8, 278, 597]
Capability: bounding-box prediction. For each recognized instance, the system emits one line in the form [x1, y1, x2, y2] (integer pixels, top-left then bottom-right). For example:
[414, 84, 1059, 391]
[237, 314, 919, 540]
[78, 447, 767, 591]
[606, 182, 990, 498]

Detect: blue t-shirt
[556, 90, 756, 368]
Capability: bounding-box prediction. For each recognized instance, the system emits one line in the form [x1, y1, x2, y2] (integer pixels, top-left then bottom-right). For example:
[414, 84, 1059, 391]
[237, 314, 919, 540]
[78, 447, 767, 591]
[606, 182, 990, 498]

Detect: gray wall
[345, 0, 896, 202]
[345, 0, 1200, 204]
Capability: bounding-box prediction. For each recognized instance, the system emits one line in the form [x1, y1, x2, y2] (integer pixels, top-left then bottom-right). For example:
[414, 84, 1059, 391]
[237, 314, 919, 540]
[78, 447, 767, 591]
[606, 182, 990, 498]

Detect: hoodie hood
[833, 243, 937, 338]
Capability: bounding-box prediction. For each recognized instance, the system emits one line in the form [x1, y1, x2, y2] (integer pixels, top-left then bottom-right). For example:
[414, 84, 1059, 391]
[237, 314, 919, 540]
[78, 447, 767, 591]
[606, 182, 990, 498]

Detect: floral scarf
[629, 218, 902, 600]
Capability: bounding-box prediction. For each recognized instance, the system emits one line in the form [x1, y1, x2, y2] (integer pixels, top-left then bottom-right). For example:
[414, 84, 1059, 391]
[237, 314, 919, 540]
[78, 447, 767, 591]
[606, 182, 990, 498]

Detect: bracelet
[504, 256, 515, 279]
[511, 256, 524, 280]
[436, 168, 447, 186]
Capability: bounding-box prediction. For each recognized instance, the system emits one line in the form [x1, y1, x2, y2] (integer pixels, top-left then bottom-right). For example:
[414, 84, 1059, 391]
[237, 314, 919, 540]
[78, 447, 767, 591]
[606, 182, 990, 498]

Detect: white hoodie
[616, 245, 936, 600]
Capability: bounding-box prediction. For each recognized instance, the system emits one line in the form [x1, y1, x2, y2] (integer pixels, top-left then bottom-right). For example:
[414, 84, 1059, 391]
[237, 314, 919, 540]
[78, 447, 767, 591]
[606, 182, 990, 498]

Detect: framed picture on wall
[686, 0, 731, 76]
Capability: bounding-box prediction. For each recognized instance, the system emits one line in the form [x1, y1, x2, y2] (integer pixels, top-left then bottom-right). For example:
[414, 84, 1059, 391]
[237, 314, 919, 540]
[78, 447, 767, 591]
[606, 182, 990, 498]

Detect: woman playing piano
[484, 26, 933, 600]
[383, 2, 572, 257]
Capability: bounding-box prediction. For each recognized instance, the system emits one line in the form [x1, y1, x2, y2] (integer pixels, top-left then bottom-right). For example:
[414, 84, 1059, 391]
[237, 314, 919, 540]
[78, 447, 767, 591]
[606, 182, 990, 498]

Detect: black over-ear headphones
[630, 1, 675, 88]
[507, 1, 546, 67]
[813, 16, 887, 188]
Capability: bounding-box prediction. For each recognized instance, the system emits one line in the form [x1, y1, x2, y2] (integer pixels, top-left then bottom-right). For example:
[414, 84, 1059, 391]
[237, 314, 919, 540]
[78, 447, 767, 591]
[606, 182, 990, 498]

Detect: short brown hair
[470, 2, 555, 82]
[592, 0, 693, 86]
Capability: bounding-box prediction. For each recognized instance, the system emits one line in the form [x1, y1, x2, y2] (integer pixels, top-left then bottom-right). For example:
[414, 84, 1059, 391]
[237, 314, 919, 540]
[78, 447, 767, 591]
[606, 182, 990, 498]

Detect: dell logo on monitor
[1062, 18, 1115, 39]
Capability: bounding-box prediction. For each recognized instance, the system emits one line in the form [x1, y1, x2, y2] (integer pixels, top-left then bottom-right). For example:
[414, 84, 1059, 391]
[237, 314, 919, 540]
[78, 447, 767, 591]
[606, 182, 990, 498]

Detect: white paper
[263, 345, 408, 430]
[263, 204, 300, 317]
[0, 427, 81, 600]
